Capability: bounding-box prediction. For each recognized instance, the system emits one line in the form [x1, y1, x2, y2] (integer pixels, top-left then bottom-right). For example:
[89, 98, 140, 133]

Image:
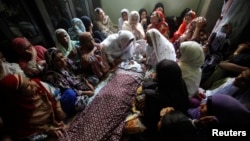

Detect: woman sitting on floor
[42, 48, 95, 116]
[0, 74, 66, 140]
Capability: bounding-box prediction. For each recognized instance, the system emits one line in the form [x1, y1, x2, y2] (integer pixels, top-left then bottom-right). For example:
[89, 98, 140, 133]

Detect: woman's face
[20, 78, 39, 96]
[98, 10, 105, 21]
[54, 52, 67, 69]
[150, 11, 159, 23]
[184, 14, 193, 24]
[156, 7, 163, 13]
[122, 12, 128, 21]
[140, 11, 147, 19]
[130, 15, 138, 25]
[57, 32, 69, 47]
[80, 33, 95, 51]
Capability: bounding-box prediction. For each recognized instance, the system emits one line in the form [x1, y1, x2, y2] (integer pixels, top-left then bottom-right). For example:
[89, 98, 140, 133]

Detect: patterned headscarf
[44, 47, 62, 70]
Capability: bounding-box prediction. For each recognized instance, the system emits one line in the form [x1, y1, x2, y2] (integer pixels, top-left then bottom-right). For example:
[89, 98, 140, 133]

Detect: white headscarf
[101, 30, 135, 63]
[118, 9, 129, 31]
[55, 28, 78, 57]
[145, 28, 176, 68]
[178, 41, 205, 96]
[122, 11, 145, 40]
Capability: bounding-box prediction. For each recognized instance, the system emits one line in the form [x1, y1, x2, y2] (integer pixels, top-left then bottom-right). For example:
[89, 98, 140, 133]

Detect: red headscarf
[0, 73, 22, 93]
[0, 74, 58, 137]
[11, 37, 30, 55]
[155, 10, 165, 24]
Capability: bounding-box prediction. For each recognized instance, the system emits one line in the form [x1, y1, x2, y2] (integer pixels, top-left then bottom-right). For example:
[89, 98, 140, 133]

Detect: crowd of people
[0, 1, 250, 141]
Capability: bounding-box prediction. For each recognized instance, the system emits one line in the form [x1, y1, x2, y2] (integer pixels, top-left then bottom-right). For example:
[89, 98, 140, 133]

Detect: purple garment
[207, 94, 250, 125]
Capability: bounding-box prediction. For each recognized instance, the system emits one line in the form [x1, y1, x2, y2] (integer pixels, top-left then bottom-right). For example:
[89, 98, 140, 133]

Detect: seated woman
[94, 7, 117, 37]
[139, 59, 189, 141]
[176, 16, 208, 48]
[170, 9, 196, 43]
[177, 41, 205, 107]
[11, 37, 47, 78]
[100, 30, 136, 72]
[67, 18, 86, 41]
[188, 94, 250, 127]
[144, 28, 176, 82]
[55, 28, 80, 64]
[122, 10, 145, 40]
[157, 107, 215, 141]
[150, 2, 166, 17]
[42, 48, 94, 114]
[165, 8, 191, 39]
[147, 10, 170, 39]
[80, 16, 106, 43]
[138, 8, 150, 33]
[203, 69, 250, 110]
[0, 74, 65, 140]
[118, 8, 129, 31]
[201, 41, 250, 89]
[78, 32, 110, 80]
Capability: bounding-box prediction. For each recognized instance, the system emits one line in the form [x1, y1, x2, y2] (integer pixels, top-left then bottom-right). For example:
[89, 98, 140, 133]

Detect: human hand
[26, 47, 37, 58]
[197, 116, 217, 127]
[160, 107, 175, 117]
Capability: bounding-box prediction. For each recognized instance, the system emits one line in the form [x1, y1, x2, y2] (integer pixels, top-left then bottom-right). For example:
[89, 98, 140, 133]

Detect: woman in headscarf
[138, 8, 150, 33]
[100, 30, 135, 71]
[80, 15, 106, 43]
[176, 16, 209, 48]
[78, 32, 110, 80]
[68, 18, 86, 41]
[11, 37, 47, 78]
[178, 41, 205, 107]
[122, 10, 145, 40]
[151, 2, 166, 17]
[55, 28, 80, 64]
[94, 7, 117, 37]
[170, 9, 196, 43]
[144, 28, 176, 82]
[188, 94, 250, 127]
[140, 59, 189, 140]
[118, 8, 129, 31]
[147, 10, 170, 39]
[0, 74, 65, 140]
[43, 48, 94, 115]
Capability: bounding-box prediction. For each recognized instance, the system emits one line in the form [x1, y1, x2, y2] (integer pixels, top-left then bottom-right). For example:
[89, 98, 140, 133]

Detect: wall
[101, 0, 204, 25]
